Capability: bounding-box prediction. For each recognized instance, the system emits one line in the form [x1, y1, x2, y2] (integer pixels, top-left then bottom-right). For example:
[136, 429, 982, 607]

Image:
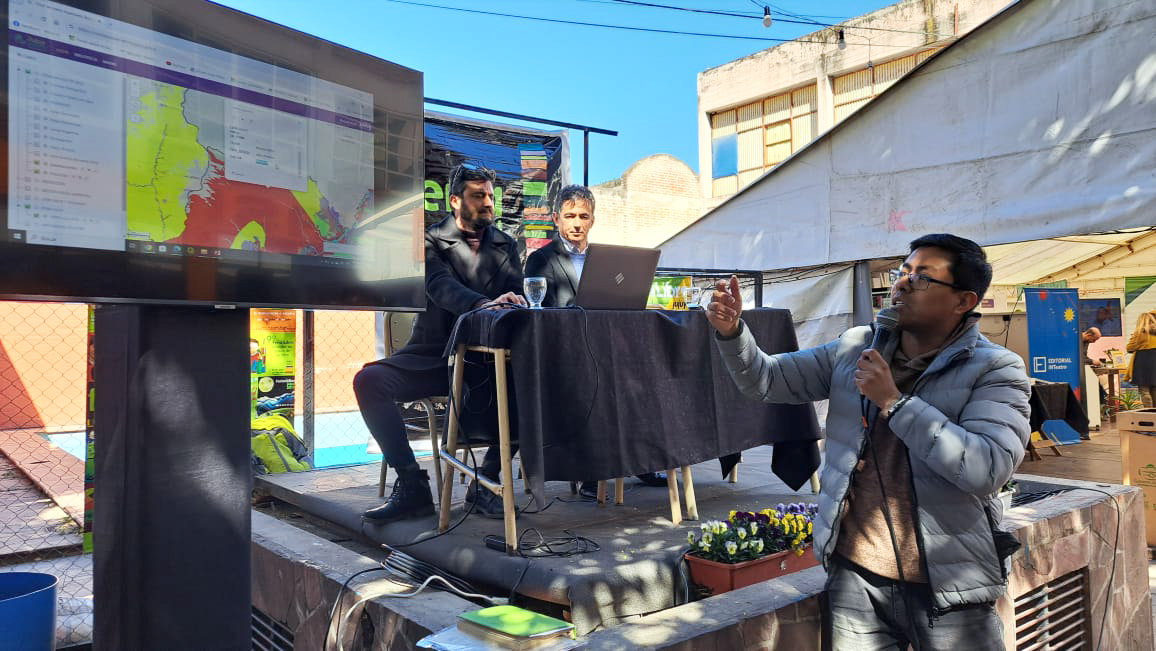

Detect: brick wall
[590, 154, 704, 248]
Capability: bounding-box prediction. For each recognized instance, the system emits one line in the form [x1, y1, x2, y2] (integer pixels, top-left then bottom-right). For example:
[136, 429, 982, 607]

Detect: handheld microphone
[869, 307, 900, 353]
[862, 307, 900, 424]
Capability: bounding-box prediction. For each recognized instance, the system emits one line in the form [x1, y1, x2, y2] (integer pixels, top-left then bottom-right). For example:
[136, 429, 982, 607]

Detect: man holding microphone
[707, 234, 1029, 649]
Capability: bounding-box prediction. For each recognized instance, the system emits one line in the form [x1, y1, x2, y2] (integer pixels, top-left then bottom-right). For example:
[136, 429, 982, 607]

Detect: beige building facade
[698, 0, 1010, 208]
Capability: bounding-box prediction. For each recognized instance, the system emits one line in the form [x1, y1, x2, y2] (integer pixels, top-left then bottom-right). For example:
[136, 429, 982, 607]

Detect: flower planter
[685, 545, 819, 595]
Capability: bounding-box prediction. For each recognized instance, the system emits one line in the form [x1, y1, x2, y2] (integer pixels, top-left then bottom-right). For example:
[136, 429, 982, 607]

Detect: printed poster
[647, 276, 693, 310]
[250, 309, 296, 420]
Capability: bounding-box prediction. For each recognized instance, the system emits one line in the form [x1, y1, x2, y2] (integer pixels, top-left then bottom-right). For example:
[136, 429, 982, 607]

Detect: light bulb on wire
[837, 29, 846, 50]
[762, 6, 772, 28]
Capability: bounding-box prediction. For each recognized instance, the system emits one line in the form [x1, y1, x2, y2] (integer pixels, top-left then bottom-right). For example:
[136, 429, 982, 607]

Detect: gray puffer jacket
[716, 319, 1030, 611]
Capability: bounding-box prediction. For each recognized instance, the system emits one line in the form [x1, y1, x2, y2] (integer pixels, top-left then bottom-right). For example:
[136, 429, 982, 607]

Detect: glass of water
[524, 276, 547, 309]
[682, 286, 704, 309]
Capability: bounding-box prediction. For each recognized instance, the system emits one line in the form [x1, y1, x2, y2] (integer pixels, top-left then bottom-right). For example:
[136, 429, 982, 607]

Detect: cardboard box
[1118, 408, 1156, 545]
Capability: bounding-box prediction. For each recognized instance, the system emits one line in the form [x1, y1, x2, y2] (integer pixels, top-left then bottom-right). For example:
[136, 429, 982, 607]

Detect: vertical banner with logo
[423, 112, 569, 260]
[250, 309, 296, 420]
[83, 306, 95, 554]
[1026, 288, 1083, 443]
[1026, 288, 1082, 391]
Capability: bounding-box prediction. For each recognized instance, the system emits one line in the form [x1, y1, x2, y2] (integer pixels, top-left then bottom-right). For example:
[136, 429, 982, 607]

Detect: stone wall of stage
[251, 475, 1152, 650]
[578, 476, 1152, 650]
[250, 510, 472, 649]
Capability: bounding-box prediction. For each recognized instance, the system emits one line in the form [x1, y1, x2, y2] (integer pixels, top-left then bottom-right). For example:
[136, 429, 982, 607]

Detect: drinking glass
[682, 286, 704, 309]
[524, 276, 547, 309]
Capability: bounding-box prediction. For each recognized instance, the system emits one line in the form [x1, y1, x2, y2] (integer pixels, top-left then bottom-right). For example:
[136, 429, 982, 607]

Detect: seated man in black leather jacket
[355, 164, 526, 523]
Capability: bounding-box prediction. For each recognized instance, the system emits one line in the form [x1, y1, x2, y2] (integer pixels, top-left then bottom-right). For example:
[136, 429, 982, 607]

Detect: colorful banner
[423, 112, 570, 260]
[83, 306, 95, 554]
[1025, 288, 1084, 445]
[1026, 288, 1082, 394]
[250, 309, 296, 420]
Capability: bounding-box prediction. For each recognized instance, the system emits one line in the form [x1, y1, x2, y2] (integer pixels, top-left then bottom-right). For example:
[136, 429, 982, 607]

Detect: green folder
[457, 605, 575, 640]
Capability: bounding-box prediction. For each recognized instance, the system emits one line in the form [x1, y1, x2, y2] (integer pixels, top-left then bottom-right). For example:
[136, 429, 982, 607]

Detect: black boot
[465, 479, 509, 519]
[363, 469, 434, 522]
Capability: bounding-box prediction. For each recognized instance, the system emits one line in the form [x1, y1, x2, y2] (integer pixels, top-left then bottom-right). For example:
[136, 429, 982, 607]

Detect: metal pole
[583, 129, 590, 187]
[852, 261, 874, 326]
[303, 309, 315, 464]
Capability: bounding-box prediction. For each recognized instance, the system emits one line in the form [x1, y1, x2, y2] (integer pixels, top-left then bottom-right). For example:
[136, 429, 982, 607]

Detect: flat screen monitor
[1079, 298, 1123, 337]
[1, 0, 426, 309]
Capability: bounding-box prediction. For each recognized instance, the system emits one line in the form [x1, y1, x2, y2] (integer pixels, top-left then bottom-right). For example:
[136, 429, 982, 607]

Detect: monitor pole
[93, 304, 251, 649]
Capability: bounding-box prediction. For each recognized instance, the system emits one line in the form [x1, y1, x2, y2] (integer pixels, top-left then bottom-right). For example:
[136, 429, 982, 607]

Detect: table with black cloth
[1026, 380, 1089, 459]
[446, 307, 823, 508]
[1029, 380, 1089, 434]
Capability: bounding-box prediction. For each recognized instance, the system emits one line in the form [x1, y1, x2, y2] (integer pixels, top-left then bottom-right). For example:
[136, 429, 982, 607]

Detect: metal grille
[252, 606, 294, 651]
[1014, 570, 1091, 650]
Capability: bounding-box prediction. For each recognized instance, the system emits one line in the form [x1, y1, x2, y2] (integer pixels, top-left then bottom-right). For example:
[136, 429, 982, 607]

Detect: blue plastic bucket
[0, 572, 58, 651]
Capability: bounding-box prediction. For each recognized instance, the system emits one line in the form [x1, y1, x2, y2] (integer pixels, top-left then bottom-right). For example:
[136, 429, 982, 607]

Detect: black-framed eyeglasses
[889, 269, 966, 292]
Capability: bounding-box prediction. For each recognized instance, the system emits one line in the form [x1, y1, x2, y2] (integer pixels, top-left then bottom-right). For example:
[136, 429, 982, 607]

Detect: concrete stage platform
[255, 444, 816, 635]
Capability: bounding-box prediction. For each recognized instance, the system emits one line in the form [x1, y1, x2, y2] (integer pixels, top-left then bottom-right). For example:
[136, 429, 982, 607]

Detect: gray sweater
[715, 319, 1030, 611]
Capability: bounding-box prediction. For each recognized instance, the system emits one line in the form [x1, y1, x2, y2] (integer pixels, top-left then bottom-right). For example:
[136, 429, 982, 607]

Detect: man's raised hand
[706, 275, 743, 337]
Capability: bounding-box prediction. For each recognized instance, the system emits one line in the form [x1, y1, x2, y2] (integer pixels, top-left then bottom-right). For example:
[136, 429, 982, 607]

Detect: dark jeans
[824, 555, 1003, 651]
[352, 363, 506, 480]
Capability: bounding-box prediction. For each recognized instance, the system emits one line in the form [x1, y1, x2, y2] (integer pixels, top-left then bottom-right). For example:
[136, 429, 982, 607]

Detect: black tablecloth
[448, 307, 822, 505]
[1029, 381, 1088, 434]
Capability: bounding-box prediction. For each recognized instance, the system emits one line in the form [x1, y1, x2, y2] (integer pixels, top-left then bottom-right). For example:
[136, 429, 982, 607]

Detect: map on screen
[8, 0, 375, 258]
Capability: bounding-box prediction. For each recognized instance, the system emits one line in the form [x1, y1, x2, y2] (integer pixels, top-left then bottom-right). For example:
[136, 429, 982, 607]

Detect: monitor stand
[93, 305, 250, 649]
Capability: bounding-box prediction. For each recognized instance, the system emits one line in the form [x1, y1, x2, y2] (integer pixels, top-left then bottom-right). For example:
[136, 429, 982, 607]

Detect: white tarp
[764, 266, 855, 349]
[661, 0, 1156, 273]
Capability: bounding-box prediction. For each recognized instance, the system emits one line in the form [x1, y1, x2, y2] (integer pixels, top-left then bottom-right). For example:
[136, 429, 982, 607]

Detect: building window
[711, 133, 738, 178]
[708, 84, 817, 197]
[832, 47, 941, 122]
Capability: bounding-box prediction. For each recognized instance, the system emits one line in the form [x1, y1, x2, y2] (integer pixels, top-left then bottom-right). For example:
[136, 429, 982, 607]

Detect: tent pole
[853, 261, 874, 325]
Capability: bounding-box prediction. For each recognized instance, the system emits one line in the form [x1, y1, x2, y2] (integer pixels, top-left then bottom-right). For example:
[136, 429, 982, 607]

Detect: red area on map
[179, 151, 325, 255]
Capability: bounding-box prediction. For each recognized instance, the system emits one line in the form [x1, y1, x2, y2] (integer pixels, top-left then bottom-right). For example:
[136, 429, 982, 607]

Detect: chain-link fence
[297, 310, 387, 469]
[0, 301, 92, 647]
[0, 303, 390, 646]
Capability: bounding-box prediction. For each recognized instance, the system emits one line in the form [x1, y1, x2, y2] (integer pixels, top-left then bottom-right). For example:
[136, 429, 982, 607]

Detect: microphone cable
[859, 393, 924, 651]
[856, 312, 920, 651]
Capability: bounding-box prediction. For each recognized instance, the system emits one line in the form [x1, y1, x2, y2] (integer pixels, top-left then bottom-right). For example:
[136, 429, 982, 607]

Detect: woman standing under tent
[1126, 311, 1156, 407]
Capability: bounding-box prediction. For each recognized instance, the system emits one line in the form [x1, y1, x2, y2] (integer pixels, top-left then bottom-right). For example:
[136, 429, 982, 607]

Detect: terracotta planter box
[685, 545, 819, 595]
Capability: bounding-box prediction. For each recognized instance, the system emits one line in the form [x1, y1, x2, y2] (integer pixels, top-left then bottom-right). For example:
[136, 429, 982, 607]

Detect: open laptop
[574, 243, 661, 310]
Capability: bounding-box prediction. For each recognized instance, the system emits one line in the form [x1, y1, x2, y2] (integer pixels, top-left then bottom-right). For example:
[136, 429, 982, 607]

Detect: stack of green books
[456, 605, 576, 650]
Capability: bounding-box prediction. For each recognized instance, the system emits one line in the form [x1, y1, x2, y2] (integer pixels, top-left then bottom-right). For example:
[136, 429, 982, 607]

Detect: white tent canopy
[660, 0, 1156, 281]
[984, 229, 1156, 286]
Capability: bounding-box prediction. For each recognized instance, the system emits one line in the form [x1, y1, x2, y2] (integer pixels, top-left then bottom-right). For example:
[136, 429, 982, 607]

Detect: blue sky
[216, 0, 895, 185]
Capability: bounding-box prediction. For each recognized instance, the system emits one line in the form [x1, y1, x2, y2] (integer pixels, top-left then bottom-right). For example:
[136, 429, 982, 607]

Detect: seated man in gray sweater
[707, 233, 1029, 650]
